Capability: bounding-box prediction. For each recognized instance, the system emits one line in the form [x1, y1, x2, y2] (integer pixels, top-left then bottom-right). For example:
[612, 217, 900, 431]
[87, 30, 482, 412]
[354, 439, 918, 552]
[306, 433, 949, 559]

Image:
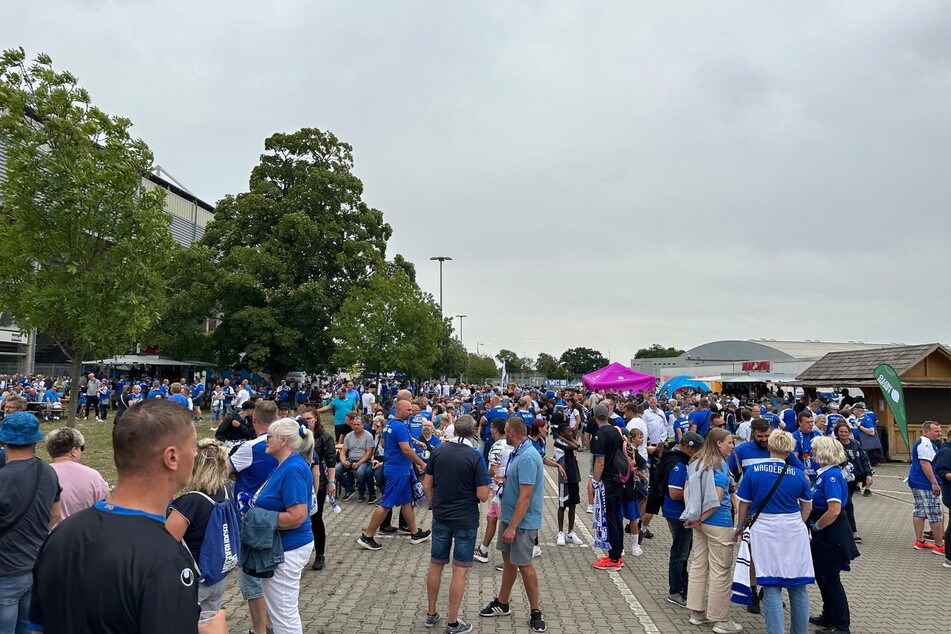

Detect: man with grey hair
[421, 415, 489, 632]
[83, 373, 101, 421]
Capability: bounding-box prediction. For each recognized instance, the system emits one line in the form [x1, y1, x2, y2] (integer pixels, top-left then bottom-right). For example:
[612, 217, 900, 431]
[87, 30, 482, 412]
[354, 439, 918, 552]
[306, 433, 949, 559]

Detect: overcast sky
[4, 1, 949, 362]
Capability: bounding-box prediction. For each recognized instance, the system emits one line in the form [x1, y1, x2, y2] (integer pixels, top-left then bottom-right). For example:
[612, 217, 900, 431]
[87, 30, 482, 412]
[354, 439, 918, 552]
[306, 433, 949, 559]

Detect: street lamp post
[454, 314, 467, 347]
[429, 256, 452, 315]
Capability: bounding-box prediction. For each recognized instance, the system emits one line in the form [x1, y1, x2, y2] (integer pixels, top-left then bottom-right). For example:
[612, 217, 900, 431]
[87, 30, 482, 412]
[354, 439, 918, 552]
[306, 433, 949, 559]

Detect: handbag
[745, 463, 788, 528]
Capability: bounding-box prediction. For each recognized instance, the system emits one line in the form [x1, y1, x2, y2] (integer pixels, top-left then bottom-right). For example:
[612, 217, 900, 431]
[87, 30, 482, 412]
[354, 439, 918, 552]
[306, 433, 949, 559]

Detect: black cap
[240, 401, 256, 411]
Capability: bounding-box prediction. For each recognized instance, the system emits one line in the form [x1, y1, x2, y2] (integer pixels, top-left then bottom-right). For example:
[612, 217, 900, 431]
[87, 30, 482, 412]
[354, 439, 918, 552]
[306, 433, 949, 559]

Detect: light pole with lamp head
[454, 314, 467, 347]
[429, 256, 452, 315]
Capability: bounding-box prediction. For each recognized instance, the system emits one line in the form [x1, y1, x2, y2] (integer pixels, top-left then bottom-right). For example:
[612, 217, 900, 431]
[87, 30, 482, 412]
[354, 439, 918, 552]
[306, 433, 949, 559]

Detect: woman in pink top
[45, 427, 110, 524]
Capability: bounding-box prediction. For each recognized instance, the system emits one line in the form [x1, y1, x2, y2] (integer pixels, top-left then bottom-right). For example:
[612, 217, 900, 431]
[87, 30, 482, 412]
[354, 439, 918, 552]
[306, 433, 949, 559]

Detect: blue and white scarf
[591, 480, 610, 550]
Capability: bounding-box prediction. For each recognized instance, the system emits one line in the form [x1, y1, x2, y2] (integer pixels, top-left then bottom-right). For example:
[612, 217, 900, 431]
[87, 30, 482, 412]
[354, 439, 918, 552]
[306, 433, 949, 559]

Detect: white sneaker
[586, 504, 594, 514]
[566, 531, 584, 546]
[532, 545, 542, 558]
[473, 545, 490, 563]
[630, 543, 643, 557]
[712, 621, 743, 634]
[556, 532, 566, 546]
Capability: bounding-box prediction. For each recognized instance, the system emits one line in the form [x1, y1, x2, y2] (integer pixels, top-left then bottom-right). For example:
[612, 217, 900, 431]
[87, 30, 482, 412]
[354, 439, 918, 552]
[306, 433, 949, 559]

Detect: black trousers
[83, 395, 99, 419]
[844, 482, 858, 533]
[816, 570, 850, 631]
[310, 486, 327, 556]
[604, 493, 624, 562]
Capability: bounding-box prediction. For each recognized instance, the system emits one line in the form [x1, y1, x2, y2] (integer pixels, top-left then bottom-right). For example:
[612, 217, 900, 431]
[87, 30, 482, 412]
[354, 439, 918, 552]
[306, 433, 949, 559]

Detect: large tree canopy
[536, 352, 570, 379]
[199, 128, 396, 375]
[634, 343, 685, 359]
[560, 347, 609, 375]
[330, 269, 445, 378]
[0, 49, 173, 426]
[465, 353, 498, 382]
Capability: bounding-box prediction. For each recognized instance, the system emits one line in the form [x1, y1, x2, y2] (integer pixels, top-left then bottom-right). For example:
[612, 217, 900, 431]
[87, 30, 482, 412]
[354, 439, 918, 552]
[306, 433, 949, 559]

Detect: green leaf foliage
[0, 48, 174, 426]
[465, 353, 499, 383]
[330, 269, 445, 379]
[536, 352, 570, 379]
[634, 343, 685, 359]
[559, 347, 609, 375]
[199, 128, 396, 376]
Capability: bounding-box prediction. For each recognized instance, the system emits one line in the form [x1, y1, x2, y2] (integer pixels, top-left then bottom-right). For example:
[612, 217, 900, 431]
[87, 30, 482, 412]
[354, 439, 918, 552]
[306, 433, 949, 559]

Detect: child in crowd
[553, 418, 584, 546]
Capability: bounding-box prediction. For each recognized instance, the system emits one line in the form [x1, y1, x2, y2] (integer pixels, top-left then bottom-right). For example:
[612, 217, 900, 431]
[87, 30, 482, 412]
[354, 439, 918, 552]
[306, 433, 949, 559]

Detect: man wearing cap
[214, 399, 256, 447]
[590, 404, 626, 570]
[824, 402, 844, 436]
[851, 402, 882, 476]
[0, 412, 61, 632]
[646, 431, 703, 607]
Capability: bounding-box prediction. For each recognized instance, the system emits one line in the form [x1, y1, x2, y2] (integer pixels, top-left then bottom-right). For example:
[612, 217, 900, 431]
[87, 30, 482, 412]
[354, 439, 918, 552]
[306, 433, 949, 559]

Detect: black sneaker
[642, 528, 654, 539]
[530, 610, 547, 632]
[479, 598, 511, 618]
[341, 490, 355, 501]
[410, 529, 432, 544]
[356, 533, 382, 551]
[380, 525, 398, 534]
[311, 554, 325, 570]
[862, 489, 872, 497]
[398, 524, 412, 534]
[366, 495, 378, 504]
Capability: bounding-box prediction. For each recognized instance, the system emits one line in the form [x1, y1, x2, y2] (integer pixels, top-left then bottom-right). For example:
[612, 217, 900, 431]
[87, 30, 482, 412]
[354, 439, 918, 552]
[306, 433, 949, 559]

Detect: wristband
[327, 481, 335, 485]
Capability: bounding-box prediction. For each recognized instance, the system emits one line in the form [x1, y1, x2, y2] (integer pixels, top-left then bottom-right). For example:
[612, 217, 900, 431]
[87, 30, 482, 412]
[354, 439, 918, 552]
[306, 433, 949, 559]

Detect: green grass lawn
[37, 412, 221, 487]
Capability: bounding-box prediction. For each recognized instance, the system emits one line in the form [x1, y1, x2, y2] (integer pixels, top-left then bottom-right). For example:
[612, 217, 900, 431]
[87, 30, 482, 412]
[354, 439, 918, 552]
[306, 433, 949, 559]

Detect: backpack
[185, 490, 240, 586]
[610, 427, 633, 484]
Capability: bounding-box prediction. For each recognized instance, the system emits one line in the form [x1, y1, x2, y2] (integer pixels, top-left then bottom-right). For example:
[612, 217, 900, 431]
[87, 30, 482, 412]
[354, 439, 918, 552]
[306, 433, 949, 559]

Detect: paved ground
[221, 461, 949, 634]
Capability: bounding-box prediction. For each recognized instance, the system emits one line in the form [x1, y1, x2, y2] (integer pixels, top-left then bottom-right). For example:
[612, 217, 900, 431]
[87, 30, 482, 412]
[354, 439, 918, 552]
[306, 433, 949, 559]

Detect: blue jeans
[0, 572, 32, 634]
[667, 519, 693, 595]
[336, 462, 376, 497]
[430, 521, 478, 567]
[763, 584, 809, 634]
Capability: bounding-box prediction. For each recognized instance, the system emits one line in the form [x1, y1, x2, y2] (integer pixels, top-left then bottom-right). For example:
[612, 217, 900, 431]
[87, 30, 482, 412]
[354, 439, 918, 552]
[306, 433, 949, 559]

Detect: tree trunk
[67, 354, 82, 429]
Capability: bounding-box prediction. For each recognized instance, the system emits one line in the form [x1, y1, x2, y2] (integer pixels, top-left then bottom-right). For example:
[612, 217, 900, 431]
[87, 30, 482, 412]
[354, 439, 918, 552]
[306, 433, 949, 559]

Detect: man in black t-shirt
[30, 399, 228, 634]
[590, 404, 626, 569]
[421, 416, 489, 632]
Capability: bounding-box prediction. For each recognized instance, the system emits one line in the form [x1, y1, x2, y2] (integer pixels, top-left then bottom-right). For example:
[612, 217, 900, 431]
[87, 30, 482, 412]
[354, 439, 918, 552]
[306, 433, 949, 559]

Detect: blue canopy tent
[657, 375, 712, 397]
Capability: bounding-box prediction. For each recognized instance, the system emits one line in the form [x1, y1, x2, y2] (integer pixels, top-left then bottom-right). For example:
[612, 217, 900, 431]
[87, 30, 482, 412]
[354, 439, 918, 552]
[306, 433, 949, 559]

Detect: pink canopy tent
[582, 362, 657, 393]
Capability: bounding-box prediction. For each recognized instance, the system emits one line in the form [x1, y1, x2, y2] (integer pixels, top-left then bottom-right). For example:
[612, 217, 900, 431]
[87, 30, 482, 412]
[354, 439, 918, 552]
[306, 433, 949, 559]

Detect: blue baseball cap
[0, 412, 44, 445]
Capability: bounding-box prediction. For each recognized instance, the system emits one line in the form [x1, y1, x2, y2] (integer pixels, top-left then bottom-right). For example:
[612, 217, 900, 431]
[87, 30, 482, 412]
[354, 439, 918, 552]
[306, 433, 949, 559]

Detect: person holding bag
[682, 428, 742, 634]
[733, 430, 814, 634]
[807, 436, 860, 634]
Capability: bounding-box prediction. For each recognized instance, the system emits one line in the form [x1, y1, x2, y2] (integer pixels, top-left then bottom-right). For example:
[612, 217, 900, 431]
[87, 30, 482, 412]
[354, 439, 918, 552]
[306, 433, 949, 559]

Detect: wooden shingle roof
[796, 344, 945, 384]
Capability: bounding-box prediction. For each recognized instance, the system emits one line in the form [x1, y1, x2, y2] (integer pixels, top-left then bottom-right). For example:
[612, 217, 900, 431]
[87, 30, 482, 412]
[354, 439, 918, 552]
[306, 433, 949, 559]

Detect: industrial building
[0, 141, 215, 374]
[631, 339, 905, 383]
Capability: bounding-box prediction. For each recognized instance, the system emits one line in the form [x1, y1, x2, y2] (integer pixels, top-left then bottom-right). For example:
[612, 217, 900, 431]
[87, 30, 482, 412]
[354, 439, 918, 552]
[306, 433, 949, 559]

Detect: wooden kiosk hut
[794, 343, 951, 461]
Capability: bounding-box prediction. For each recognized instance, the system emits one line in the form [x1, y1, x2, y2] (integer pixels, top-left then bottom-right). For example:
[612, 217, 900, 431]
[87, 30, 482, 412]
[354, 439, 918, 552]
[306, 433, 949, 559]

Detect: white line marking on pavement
[541, 470, 661, 634]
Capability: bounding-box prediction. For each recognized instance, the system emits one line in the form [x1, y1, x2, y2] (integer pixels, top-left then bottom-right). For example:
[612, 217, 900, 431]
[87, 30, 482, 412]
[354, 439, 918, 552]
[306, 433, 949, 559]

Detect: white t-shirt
[361, 392, 376, 415]
[625, 419, 649, 462]
[488, 438, 513, 491]
[736, 421, 751, 442]
[234, 388, 250, 409]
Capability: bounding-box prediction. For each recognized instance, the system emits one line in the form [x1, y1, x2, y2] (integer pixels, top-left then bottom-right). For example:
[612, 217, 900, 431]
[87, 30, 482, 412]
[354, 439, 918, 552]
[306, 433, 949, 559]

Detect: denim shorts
[430, 521, 478, 568]
[238, 568, 263, 600]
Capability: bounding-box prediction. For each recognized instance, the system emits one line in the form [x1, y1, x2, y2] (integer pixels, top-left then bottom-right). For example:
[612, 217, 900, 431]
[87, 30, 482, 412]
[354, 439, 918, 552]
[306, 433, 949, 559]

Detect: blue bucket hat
[0, 411, 44, 445]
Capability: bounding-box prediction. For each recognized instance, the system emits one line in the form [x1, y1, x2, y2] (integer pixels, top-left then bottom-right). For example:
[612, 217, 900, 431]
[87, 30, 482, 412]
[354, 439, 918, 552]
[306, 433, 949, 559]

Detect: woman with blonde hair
[682, 428, 742, 633]
[256, 417, 315, 634]
[734, 430, 814, 634]
[166, 438, 234, 612]
[806, 435, 859, 634]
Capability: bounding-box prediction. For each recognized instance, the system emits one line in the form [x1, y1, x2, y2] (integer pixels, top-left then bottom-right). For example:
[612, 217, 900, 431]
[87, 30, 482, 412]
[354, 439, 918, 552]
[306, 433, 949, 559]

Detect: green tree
[634, 343, 685, 359]
[0, 49, 173, 427]
[560, 347, 609, 375]
[536, 352, 569, 379]
[434, 330, 468, 379]
[465, 353, 498, 382]
[330, 270, 444, 379]
[199, 127, 395, 376]
[495, 349, 527, 374]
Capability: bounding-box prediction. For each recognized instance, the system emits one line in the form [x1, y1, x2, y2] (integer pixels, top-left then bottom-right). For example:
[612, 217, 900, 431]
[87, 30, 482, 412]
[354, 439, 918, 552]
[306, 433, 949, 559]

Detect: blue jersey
[728, 441, 806, 479]
[908, 437, 938, 490]
[610, 413, 625, 428]
[735, 458, 812, 515]
[854, 413, 878, 441]
[168, 393, 189, 408]
[674, 417, 690, 439]
[792, 429, 822, 480]
[811, 465, 847, 512]
[253, 453, 313, 550]
[230, 435, 278, 505]
[825, 413, 844, 435]
[42, 389, 59, 404]
[704, 464, 734, 528]
[662, 461, 688, 519]
[383, 419, 413, 476]
[482, 406, 509, 441]
[221, 386, 235, 403]
[408, 414, 427, 440]
[781, 409, 797, 432]
[689, 409, 712, 436]
[763, 413, 782, 430]
[513, 410, 535, 427]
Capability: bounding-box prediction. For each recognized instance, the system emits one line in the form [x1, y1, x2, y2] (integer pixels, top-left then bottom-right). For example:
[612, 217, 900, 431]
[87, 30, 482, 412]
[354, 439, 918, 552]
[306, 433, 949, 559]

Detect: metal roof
[795, 343, 948, 384]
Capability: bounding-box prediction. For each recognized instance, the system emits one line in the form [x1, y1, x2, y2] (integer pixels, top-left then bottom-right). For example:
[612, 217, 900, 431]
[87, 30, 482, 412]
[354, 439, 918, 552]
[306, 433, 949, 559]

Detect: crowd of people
[1, 373, 949, 634]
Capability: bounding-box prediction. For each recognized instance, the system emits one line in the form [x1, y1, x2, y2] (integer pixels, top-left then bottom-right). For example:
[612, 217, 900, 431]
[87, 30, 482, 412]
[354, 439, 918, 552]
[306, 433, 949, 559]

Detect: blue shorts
[238, 568, 263, 600]
[622, 499, 641, 521]
[430, 520, 478, 568]
[380, 473, 413, 509]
